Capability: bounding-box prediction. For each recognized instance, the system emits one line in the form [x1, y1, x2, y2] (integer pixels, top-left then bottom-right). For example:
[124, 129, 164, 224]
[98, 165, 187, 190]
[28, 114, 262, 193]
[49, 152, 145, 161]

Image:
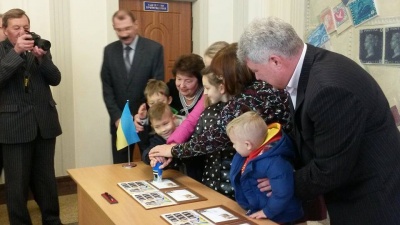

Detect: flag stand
[122, 145, 136, 168]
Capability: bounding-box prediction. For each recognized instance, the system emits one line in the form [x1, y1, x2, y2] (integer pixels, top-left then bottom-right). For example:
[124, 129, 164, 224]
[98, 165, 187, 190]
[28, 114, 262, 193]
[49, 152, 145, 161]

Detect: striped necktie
[124, 46, 132, 73]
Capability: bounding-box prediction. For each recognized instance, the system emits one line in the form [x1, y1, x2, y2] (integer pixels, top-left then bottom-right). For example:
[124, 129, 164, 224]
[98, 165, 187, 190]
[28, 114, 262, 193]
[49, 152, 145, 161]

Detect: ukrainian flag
[116, 101, 140, 150]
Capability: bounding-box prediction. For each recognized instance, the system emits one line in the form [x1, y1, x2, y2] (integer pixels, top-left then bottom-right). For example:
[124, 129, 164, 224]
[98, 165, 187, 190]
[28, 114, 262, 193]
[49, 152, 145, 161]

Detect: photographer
[0, 8, 63, 225]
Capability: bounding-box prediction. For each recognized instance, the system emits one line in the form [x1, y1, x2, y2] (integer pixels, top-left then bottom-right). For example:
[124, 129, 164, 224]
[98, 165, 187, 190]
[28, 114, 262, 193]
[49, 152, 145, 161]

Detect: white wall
[192, 0, 305, 55]
[68, 0, 118, 168]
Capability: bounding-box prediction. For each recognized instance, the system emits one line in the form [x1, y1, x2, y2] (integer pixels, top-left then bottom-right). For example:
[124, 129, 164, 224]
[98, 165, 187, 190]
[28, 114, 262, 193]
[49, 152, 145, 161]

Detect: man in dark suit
[101, 9, 164, 164]
[0, 9, 62, 225]
[238, 17, 400, 225]
[0, 13, 6, 179]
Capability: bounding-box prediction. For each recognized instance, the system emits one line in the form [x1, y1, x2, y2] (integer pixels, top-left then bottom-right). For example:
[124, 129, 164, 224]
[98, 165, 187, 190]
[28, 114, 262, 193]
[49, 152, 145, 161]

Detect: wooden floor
[0, 194, 78, 225]
[0, 175, 77, 205]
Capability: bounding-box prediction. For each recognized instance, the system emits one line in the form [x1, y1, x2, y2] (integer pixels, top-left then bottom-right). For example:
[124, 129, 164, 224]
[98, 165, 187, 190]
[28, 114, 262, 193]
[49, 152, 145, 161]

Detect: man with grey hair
[238, 17, 400, 225]
[0, 8, 63, 224]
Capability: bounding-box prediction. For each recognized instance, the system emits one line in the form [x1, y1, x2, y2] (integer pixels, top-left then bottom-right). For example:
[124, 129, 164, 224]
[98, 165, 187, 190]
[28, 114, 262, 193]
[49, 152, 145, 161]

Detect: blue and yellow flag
[116, 101, 140, 150]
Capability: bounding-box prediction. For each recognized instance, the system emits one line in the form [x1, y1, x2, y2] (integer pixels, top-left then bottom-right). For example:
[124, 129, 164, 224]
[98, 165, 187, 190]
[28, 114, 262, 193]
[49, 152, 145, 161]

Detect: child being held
[142, 102, 178, 166]
[227, 111, 303, 223]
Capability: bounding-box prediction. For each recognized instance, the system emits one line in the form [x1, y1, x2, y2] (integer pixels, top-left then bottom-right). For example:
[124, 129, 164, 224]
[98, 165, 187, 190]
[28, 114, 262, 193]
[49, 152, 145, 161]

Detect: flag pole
[122, 145, 136, 168]
[120, 99, 138, 168]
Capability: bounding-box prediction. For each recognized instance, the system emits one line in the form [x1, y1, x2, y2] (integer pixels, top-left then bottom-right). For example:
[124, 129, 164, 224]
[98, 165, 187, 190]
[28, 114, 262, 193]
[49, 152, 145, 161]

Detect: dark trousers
[0, 145, 3, 177]
[2, 136, 61, 225]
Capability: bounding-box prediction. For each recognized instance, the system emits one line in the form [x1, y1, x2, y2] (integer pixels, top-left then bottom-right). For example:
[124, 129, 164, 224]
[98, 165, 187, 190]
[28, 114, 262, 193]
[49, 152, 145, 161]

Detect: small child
[138, 79, 183, 126]
[226, 111, 303, 223]
[142, 102, 178, 165]
[191, 66, 236, 199]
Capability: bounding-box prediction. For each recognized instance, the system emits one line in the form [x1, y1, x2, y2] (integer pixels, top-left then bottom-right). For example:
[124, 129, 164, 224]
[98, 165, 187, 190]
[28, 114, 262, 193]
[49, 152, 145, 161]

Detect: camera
[26, 31, 51, 51]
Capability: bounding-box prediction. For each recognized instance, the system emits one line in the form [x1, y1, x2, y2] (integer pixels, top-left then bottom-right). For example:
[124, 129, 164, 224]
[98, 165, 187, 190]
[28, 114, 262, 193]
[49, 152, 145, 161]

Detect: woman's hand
[149, 144, 174, 157]
[150, 156, 167, 167]
[257, 178, 272, 197]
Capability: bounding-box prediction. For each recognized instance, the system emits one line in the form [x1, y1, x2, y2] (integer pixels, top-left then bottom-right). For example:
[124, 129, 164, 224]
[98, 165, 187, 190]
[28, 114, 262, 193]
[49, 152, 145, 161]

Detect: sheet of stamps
[149, 178, 180, 189]
[118, 180, 176, 209]
[131, 191, 176, 209]
[332, 2, 352, 34]
[118, 179, 206, 209]
[118, 180, 157, 193]
[198, 207, 239, 223]
[384, 27, 400, 64]
[359, 28, 383, 64]
[161, 206, 257, 225]
[161, 210, 214, 225]
[319, 7, 336, 34]
[307, 24, 330, 48]
[348, 0, 378, 26]
[165, 189, 199, 202]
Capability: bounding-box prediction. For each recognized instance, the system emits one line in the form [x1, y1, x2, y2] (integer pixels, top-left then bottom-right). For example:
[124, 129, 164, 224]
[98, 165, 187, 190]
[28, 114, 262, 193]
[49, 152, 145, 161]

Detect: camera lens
[37, 39, 51, 51]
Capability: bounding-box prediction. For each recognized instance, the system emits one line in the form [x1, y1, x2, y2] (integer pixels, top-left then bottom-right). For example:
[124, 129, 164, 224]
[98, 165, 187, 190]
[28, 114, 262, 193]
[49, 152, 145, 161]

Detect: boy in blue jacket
[227, 111, 303, 224]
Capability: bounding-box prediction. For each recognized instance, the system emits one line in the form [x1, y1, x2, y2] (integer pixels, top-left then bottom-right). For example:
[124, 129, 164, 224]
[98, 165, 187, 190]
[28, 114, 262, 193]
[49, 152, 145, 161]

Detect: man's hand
[114, 118, 120, 128]
[14, 33, 34, 54]
[31, 46, 47, 61]
[257, 178, 272, 197]
[138, 103, 147, 119]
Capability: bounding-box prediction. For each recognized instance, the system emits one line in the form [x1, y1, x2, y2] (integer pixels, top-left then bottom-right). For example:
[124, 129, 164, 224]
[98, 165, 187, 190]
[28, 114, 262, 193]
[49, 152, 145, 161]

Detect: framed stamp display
[117, 178, 207, 209]
[161, 205, 257, 225]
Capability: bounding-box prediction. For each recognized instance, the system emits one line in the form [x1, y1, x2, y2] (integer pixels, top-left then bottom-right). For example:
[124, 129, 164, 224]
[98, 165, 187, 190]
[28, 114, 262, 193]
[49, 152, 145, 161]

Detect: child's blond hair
[226, 111, 268, 144]
[148, 102, 173, 124]
[204, 41, 229, 59]
[144, 79, 170, 99]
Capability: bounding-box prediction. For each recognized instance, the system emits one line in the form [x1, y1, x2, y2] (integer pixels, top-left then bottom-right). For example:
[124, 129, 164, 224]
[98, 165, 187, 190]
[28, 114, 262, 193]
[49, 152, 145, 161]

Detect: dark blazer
[0, 40, 62, 143]
[293, 44, 400, 225]
[101, 36, 164, 133]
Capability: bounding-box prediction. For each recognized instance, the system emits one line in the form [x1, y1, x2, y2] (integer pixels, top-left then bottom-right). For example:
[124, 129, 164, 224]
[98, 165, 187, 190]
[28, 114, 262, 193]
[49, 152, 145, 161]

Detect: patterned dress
[192, 102, 236, 199]
[172, 80, 292, 197]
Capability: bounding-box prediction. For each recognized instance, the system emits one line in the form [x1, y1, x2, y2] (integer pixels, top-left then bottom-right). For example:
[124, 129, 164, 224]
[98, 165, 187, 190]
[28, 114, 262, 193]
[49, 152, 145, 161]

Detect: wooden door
[120, 0, 192, 81]
[119, 0, 192, 161]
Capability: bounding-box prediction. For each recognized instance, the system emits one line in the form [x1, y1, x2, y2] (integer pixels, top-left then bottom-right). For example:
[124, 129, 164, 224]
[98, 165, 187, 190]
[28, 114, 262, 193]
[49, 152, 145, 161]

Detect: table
[68, 162, 277, 225]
